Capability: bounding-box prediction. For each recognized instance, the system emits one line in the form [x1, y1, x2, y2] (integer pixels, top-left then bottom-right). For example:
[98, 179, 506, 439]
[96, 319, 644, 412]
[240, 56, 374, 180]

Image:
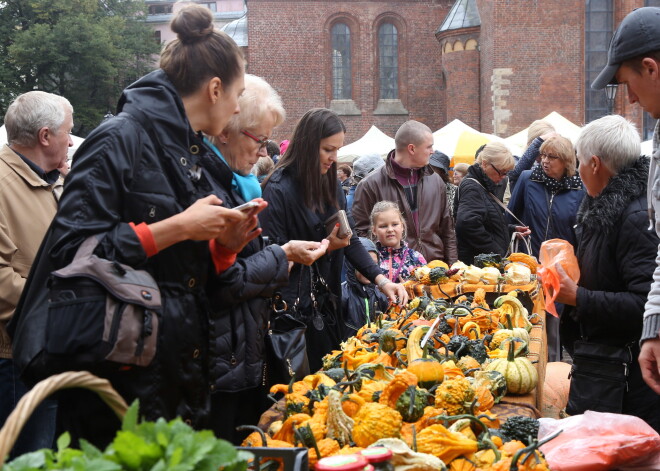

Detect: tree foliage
[0, 0, 160, 135]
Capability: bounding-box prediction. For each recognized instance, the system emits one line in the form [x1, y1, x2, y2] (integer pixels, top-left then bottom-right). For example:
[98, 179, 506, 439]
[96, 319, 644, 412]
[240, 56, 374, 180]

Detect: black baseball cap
[592, 7, 660, 90]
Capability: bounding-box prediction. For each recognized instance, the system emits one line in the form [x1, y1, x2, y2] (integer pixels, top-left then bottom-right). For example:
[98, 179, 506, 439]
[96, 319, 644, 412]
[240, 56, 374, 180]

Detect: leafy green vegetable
[3, 401, 252, 471]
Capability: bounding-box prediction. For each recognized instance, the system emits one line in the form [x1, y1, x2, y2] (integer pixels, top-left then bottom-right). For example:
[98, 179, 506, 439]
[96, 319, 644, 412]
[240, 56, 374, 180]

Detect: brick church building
[243, 0, 660, 143]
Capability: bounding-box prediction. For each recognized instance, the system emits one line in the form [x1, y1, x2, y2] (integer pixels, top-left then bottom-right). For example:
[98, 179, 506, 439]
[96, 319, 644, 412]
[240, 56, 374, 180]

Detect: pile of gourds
[243, 257, 554, 470]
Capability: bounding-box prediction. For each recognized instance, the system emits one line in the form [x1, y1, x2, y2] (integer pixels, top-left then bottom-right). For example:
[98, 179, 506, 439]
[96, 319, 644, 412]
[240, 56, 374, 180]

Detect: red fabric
[209, 239, 237, 274]
[129, 222, 158, 257]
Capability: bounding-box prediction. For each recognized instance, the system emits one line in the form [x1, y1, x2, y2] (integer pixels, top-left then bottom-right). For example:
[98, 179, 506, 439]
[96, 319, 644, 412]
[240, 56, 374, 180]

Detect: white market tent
[338, 125, 394, 162]
[0, 124, 84, 159]
[433, 119, 522, 166]
[504, 111, 582, 149]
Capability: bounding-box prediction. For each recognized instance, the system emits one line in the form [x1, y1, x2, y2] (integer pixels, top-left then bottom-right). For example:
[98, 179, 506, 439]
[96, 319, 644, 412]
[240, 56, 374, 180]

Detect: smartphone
[234, 201, 260, 213]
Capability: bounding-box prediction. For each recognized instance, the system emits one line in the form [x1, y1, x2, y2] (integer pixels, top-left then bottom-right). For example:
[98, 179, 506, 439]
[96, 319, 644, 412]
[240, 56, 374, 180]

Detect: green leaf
[56, 431, 72, 451]
[121, 400, 140, 433]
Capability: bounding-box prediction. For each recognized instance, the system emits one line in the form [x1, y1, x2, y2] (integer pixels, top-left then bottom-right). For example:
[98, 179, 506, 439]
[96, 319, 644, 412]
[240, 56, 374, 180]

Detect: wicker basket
[0, 371, 129, 466]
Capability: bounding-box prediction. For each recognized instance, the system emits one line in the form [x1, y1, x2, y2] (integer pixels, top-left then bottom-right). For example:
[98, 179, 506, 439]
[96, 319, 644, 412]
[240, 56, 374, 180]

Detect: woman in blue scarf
[204, 75, 328, 444]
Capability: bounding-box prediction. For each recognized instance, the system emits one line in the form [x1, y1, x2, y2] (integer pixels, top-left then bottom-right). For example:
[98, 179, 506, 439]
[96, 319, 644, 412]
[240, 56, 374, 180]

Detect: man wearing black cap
[592, 6, 660, 394]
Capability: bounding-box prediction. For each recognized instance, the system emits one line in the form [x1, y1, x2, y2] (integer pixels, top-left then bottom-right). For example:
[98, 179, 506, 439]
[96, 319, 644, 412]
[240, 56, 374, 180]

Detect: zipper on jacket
[544, 190, 557, 241]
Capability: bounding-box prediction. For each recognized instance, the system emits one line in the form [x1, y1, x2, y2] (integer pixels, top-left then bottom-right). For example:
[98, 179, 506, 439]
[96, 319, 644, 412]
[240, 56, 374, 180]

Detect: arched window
[378, 23, 399, 99]
[331, 23, 352, 100]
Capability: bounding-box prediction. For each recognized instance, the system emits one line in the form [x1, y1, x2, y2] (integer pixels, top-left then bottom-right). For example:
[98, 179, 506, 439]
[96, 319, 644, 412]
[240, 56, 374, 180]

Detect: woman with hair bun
[11, 4, 273, 447]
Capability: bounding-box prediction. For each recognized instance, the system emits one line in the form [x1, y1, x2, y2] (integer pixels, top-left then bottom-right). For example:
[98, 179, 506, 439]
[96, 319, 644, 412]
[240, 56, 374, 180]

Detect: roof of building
[437, 0, 480, 33]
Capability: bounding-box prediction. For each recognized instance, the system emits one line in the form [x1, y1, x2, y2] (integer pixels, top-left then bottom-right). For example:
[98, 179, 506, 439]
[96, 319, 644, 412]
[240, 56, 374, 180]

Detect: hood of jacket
[578, 156, 649, 234]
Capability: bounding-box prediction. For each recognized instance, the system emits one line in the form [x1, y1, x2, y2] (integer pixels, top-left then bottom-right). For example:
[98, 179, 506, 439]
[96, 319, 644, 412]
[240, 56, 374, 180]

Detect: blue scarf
[204, 138, 262, 201]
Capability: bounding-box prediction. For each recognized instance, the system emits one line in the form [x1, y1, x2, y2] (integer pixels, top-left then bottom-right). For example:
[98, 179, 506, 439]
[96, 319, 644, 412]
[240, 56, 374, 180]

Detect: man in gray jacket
[352, 120, 457, 264]
[592, 6, 660, 394]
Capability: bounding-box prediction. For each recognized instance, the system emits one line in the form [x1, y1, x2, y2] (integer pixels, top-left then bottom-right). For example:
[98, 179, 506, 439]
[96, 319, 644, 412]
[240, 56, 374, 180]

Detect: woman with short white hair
[455, 141, 530, 263]
[554, 114, 660, 432]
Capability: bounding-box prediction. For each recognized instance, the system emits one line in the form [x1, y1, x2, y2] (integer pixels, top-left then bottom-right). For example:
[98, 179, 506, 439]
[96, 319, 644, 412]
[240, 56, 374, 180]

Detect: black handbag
[265, 279, 310, 386]
[566, 339, 634, 415]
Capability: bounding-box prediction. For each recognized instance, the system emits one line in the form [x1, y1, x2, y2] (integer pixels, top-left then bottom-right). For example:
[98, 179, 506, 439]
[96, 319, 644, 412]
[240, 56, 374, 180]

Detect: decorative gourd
[429, 267, 449, 284]
[379, 328, 405, 354]
[407, 345, 445, 388]
[450, 261, 467, 280]
[395, 385, 427, 422]
[273, 413, 313, 443]
[406, 325, 429, 362]
[470, 370, 507, 403]
[481, 267, 501, 285]
[485, 341, 538, 395]
[473, 386, 495, 412]
[326, 390, 354, 446]
[463, 265, 484, 284]
[416, 423, 479, 463]
[494, 294, 533, 332]
[379, 371, 418, 409]
[505, 263, 532, 285]
[307, 438, 341, 468]
[357, 379, 386, 402]
[239, 425, 294, 448]
[352, 402, 403, 447]
[507, 252, 538, 274]
[428, 260, 449, 270]
[449, 458, 476, 471]
[434, 376, 475, 415]
[456, 355, 480, 373]
[415, 266, 432, 283]
[341, 393, 366, 417]
[441, 360, 466, 380]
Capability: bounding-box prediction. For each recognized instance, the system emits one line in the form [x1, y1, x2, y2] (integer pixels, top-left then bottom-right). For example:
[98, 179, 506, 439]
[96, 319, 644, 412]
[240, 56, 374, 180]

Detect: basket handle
[0, 371, 129, 466]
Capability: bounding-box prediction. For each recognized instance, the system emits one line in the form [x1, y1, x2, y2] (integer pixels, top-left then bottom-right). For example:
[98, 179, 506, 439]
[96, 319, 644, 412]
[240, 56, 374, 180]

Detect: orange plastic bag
[537, 239, 580, 317]
[538, 411, 660, 471]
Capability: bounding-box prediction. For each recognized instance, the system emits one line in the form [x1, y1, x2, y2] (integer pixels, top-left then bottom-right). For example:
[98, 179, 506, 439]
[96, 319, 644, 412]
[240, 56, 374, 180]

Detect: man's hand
[639, 337, 660, 394]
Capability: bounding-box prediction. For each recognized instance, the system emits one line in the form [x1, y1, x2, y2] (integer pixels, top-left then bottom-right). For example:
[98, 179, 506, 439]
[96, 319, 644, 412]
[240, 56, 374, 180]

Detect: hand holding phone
[234, 201, 260, 213]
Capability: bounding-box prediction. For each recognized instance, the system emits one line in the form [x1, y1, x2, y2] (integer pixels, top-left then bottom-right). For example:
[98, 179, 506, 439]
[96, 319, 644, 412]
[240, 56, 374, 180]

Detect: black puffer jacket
[207, 169, 289, 392]
[455, 164, 515, 264]
[11, 70, 231, 427]
[560, 157, 660, 430]
[561, 157, 659, 349]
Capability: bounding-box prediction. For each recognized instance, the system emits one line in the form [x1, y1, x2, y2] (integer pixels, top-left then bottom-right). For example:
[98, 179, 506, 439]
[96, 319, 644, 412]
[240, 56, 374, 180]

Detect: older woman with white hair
[455, 141, 530, 264]
[554, 115, 660, 432]
[205, 75, 329, 443]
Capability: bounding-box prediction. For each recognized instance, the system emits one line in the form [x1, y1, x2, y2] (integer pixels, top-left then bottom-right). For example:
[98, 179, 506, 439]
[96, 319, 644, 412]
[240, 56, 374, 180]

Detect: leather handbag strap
[465, 177, 526, 227]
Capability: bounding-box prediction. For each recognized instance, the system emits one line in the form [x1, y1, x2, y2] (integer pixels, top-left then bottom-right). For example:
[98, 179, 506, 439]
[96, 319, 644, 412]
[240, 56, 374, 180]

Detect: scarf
[530, 165, 583, 192]
[204, 138, 262, 201]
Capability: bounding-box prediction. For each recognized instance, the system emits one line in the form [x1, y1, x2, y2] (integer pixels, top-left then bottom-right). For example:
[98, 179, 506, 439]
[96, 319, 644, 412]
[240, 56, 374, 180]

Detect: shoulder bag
[566, 333, 634, 415]
[265, 271, 310, 386]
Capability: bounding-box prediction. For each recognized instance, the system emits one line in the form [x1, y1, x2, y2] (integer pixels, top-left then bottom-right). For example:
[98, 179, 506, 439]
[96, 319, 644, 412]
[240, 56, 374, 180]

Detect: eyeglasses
[489, 162, 508, 177]
[241, 130, 269, 150]
[539, 152, 561, 161]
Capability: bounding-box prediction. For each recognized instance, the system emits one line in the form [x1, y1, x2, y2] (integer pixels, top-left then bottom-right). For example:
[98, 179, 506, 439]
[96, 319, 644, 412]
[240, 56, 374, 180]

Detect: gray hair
[224, 74, 285, 134]
[576, 115, 640, 174]
[394, 120, 432, 151]
[4, 91, 73, 147]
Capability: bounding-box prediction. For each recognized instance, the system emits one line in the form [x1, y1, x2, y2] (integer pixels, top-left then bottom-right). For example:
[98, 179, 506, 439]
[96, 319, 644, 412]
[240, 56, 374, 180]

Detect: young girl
[370, 201, 427, 282]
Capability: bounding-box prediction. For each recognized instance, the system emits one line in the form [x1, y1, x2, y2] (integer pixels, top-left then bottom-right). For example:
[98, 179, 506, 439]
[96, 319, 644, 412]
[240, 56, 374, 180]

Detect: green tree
[0, 0, 159, 135]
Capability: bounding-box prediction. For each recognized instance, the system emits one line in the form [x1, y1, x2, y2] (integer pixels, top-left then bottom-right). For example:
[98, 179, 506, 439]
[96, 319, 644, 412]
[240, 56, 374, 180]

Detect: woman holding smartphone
[204, 75, 328, 444]
[260, 108, 408, 372]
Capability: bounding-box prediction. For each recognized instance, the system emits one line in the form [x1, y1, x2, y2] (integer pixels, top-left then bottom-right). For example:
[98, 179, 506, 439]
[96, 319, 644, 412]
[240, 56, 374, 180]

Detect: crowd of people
[0, 2, 659, 457]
